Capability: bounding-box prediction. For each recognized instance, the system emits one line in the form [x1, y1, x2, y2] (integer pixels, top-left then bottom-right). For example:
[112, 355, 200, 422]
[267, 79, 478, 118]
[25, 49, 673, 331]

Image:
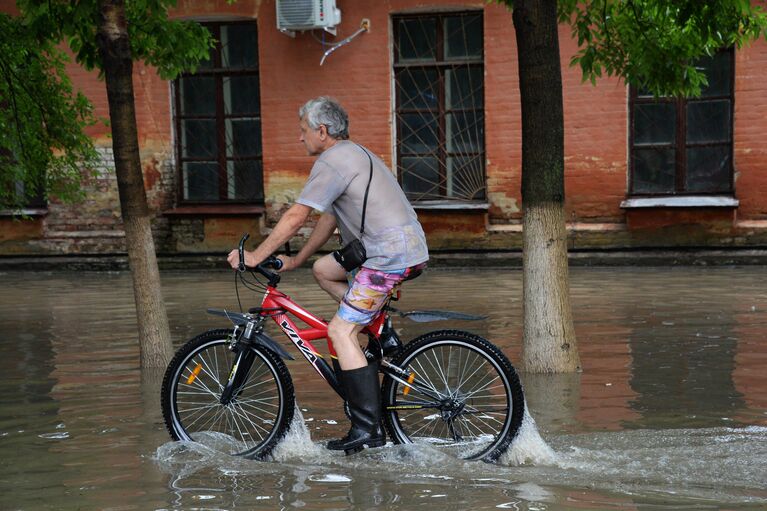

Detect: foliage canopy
[0, 0, 214, 210]
[557, 0, 767, 96]
[0, 13, 98, 210]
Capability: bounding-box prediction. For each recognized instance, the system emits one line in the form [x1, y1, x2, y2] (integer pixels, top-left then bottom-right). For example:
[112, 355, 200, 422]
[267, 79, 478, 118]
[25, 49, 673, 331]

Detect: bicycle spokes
[164, 335, 293, 458]
[382, 333, 521, 460]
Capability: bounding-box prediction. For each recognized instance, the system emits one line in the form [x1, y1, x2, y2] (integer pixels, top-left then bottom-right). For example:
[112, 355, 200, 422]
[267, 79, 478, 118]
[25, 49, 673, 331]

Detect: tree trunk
[96, 0, 173, 368]
[513, 0, 580, 373]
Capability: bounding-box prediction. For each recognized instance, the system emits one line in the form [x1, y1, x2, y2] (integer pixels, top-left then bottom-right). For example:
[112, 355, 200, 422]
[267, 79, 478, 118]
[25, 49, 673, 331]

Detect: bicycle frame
[255, 284, 388, 399]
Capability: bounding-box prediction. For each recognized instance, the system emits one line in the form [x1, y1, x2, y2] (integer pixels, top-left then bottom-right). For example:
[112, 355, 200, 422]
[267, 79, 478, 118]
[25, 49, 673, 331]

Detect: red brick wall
[734, 35, 767, 219]
[3, 0, 767, 256]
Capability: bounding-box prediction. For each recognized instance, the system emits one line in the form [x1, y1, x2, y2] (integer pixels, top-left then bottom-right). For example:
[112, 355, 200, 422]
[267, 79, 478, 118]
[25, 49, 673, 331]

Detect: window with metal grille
[393, 12, 485, 204]
[629, 49, 734, 196]
[174, 21, 263, 204]
[0, 146, 46, 210]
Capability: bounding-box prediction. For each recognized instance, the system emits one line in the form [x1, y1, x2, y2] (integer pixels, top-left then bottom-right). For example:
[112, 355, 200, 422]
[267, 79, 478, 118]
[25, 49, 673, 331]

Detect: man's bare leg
[312, 254, 349, 303]
[327, 315, 367, 370]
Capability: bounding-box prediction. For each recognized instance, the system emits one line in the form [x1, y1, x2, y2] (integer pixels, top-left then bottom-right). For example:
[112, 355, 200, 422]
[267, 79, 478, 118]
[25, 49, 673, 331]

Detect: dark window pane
[227, 119, 261, 157]
[446, 111, 483, 153]
[183, 162, 219, 201]
[401, 157, 440, 199]
[224, 75, 260, 115]
[397, 18, 436, 62]
[447, 155, 485, 200]
[197, 26, 215, 69]
[180, 76, 215, 115]
[396, 68, 439, 110]
[686, 146, 731, 193]
[444, 14, 482, 60]
[181, 120, 217, 158]
[446, 67, 483, 109]
[400, 113, 438, 154]
[222, 24, 258, 68]
[632, 148, 676, 194]
[686, 100, 730, 143]
[228, 160, 264, 201]
[634, 103, 675, 145]
[697, 52, 732, 97]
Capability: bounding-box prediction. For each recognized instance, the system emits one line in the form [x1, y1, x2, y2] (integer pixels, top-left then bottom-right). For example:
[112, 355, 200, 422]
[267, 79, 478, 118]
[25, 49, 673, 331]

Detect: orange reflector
[402, 373, 416, 396]
[186, 363, 203, 384]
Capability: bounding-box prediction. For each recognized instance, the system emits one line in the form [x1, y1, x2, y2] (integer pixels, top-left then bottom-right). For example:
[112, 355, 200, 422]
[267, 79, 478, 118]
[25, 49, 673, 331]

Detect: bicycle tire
[382, 330, 524, 462]
[161, 329, 295, 459]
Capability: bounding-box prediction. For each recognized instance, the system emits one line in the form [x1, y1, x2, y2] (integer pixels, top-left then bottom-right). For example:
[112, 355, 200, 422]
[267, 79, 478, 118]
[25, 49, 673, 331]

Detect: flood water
[1, 266, 766, 510]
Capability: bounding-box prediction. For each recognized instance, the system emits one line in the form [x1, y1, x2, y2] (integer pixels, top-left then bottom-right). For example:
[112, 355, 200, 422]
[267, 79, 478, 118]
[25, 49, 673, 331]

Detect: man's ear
[318, 124, 328, 140]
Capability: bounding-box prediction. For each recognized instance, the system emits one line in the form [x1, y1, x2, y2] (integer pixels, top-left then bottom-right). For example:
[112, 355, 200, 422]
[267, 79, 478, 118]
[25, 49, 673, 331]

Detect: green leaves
[2, 1, 215, 210]
[0, 13, 99, 210]
[560, 0, 767, 98]
[16, 0, 215, 79]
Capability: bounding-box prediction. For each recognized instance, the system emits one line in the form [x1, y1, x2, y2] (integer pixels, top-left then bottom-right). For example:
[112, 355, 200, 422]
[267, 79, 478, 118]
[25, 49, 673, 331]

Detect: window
[629, 49, 734, 196]
[393, 12, 485, 203]
[174, 21, 263, 204]
[0, 146, 46, 211]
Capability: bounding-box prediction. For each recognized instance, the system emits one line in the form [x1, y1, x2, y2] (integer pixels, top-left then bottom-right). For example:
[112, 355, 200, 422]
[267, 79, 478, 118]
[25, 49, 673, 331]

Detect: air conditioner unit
[276, 0, 342, 36]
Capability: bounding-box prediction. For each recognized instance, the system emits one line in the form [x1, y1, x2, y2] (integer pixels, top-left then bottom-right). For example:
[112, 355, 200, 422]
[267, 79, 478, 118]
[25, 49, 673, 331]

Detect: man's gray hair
[299, 97, 350, 140]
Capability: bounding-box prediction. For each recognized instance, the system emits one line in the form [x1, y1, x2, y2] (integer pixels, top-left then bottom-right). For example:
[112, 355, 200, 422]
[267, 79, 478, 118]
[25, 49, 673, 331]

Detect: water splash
[497, 407, 560, 466]
[269, 407, 326, 462]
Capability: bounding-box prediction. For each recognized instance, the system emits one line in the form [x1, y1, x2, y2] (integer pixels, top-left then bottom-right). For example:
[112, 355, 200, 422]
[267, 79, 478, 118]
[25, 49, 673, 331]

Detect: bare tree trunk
[96, 0, 173, 368]
[513, 0, 580, 373]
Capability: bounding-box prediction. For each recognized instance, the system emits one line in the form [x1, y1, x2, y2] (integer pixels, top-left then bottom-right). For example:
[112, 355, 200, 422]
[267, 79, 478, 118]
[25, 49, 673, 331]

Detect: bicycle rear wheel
[382, 330, 524, 462]
[161, 329, 294, 459]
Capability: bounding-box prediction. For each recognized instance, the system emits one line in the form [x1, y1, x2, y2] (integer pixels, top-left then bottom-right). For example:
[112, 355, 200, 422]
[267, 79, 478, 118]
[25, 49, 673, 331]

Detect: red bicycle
[161, 235, 525, 462]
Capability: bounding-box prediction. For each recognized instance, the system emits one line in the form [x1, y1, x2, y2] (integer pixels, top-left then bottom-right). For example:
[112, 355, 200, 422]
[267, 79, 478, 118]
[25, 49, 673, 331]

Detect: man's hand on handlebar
[227, 249, 289, 272]
[227, 248, 259, 270]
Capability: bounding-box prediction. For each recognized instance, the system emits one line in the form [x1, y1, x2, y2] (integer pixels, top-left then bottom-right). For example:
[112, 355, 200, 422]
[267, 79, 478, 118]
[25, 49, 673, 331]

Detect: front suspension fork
[220, 348, 255, 405]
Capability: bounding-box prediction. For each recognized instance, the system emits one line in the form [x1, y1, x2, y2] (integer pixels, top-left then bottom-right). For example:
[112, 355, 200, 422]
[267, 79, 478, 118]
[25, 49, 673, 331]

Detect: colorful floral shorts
[337, 263, 426, 325]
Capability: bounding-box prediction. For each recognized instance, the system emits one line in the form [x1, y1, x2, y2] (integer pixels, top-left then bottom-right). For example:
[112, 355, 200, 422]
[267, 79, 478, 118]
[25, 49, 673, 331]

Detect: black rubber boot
[326, 363, 386, 455]
[331, 357, 345, 400]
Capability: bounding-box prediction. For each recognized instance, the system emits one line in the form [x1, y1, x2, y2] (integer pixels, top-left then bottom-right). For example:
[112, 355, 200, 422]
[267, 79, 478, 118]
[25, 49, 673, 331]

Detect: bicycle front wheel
[161, 329, 295, 459]
[382, 330, 524, 462]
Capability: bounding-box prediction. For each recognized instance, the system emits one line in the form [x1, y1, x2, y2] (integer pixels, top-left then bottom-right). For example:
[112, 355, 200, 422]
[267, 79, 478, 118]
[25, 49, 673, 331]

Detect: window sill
[411, 200, 489, 211]
[0, 208, 48, 218]
[620, 196, 738, 209]
[164, 204, 265, 216]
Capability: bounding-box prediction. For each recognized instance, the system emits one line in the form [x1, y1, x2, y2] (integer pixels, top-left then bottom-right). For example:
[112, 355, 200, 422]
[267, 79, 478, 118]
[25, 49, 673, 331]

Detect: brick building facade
[2, 0, 767, 260]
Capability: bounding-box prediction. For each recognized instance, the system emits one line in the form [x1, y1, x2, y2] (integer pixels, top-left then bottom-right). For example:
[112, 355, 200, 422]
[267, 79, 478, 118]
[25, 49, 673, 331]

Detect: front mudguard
[249, 332, 294, 361]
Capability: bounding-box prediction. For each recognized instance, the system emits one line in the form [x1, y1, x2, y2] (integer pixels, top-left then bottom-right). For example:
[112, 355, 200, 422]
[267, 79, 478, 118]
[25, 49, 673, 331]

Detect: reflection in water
[0, 267, 766, 509]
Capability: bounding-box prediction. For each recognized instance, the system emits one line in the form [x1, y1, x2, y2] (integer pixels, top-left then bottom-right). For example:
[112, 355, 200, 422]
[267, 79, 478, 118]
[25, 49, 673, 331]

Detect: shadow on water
[2, 267, 767, 509]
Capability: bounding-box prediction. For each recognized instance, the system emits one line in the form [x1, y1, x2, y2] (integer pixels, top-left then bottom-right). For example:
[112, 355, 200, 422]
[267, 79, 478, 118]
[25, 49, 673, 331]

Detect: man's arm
[279, 212, 337, 270]
[227, 203, 312, 269]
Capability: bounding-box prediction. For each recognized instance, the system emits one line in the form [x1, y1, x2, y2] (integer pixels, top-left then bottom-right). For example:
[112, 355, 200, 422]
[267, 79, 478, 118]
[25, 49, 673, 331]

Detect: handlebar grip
[264, 256, 283, 271]
[237, 233, 250, 272]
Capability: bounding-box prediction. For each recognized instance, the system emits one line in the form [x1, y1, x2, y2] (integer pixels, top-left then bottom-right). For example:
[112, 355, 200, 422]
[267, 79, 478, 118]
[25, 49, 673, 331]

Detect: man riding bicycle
[227, 96, 429, 455]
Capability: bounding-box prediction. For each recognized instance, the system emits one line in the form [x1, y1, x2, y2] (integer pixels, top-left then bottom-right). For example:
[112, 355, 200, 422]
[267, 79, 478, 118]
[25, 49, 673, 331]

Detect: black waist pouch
[333, 239, 367, 272]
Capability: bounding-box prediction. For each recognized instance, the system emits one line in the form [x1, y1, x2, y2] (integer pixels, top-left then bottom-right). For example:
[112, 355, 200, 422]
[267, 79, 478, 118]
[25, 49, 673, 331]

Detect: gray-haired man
[227, 96, 428, 454]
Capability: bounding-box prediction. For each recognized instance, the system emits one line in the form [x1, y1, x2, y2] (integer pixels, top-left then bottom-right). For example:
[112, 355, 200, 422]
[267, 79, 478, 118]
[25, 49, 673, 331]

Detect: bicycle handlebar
[237, 233, 283, 284]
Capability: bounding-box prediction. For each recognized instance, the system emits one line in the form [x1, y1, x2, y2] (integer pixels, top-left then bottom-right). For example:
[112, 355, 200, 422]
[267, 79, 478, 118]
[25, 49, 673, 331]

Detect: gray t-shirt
[297, 140, 429, 271]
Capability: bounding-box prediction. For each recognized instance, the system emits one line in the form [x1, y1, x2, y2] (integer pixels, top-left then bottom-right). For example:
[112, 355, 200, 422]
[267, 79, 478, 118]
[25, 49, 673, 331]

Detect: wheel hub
[440, 397, 466, 421]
